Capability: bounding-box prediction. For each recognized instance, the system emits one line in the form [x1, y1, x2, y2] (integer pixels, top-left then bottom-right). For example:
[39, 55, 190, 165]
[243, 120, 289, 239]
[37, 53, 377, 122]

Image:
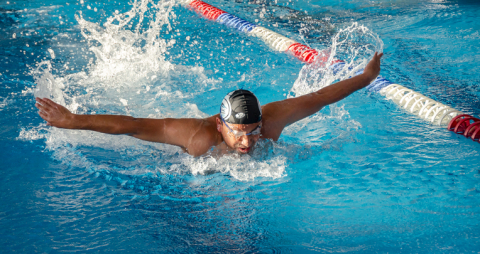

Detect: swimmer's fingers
[41, 98, 59, 108]
[38, 110, 53, 126]
[370, 52, 383, 66]
[35, 97, 71, 127]
[35, 98, 74, 128]
[37, 109, 47, 118]
[38, 110, 52, 125]
[373, 52, 383, 65]
[36, 97, 56, 110]
[35, 102, 56, 118]
[35, 100, 50, 113]
[35, 97, 71, 115]
[374, 51, 383, 59]
[364, 52, 383, 80]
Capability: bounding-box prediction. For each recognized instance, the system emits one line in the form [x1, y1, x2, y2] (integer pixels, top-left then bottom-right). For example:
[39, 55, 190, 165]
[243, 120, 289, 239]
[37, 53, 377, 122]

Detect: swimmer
[35, 52, 383, 157]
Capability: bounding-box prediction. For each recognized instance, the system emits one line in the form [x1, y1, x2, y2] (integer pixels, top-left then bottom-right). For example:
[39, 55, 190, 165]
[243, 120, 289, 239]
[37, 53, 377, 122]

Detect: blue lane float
[218, 13, 257, 32]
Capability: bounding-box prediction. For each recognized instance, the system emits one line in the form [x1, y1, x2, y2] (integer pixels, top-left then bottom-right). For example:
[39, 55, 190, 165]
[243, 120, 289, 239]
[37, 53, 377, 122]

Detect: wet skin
[35, 53, 383, 157]
[215, 118, 262, 154]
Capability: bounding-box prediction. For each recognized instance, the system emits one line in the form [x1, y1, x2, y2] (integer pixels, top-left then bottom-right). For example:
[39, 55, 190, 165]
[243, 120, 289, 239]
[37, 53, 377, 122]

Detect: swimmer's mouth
[237, 147, 251, 153]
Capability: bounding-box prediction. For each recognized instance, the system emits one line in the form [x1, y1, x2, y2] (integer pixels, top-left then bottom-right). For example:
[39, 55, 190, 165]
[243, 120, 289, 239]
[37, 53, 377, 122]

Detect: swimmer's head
[216, 89, 262, 154]
[220, 89, 262, 124]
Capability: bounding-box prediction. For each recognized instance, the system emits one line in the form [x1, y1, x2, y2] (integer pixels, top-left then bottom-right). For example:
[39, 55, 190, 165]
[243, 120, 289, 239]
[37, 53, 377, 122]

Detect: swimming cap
[220, 89, 262, 124]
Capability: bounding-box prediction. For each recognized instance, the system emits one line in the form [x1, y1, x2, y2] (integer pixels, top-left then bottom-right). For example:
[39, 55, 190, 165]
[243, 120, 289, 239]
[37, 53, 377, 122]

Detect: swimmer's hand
[363, 52, 383, 81]
[35, 97, 75, 128]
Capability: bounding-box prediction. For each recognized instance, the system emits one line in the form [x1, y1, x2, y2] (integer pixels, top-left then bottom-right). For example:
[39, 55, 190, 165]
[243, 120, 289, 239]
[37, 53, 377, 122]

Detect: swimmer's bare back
[36, 52, 383, 157]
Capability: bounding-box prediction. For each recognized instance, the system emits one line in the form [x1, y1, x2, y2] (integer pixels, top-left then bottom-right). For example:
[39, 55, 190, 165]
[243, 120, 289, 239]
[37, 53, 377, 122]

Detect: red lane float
[287, 43, 319, 64]
[471, 126, 480, 141]
[287, 43, 345, 65]
[464, 121, 480, 139]
[190, 0, 226, 20]
[448, 114, 480, 142]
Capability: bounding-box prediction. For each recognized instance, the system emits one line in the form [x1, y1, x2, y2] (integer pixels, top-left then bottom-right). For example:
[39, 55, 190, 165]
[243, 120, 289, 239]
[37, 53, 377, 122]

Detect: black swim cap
[220, 89, 262, 124]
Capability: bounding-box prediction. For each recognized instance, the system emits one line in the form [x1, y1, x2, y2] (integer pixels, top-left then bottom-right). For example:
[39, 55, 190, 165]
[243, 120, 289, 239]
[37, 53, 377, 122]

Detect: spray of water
[290, 22, 384, 97]
[284, 23, 383, 143]
[19, 1, 381, 181]
[18, 0, 288, 181]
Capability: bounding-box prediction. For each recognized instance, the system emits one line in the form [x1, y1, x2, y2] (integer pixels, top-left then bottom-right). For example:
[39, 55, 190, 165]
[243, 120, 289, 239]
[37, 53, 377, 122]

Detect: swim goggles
[221, 117, 262, 139]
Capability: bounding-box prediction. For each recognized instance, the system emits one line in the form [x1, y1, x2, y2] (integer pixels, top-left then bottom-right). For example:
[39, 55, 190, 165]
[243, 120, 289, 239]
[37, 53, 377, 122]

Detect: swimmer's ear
[216, 117, 222, 132]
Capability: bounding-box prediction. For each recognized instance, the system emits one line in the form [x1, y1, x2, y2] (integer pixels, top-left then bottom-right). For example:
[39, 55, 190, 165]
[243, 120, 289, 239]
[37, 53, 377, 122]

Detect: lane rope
[181, 0, 478, 143]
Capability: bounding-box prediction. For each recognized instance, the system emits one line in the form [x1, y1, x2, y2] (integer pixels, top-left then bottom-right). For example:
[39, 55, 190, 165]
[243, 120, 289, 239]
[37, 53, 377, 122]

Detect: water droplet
[120, 98, 128, 106]
[48, 48, 55, 59]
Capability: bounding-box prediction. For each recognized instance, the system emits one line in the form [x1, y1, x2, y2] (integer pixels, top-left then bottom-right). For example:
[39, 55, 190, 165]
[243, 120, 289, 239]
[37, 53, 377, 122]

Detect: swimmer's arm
[35, 97, 211, 154]
[263, 52, 383, 132]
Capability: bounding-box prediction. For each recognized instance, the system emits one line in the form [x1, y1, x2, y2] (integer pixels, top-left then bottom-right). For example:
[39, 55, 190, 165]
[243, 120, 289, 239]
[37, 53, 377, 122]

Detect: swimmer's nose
[239, 135, 252, 147]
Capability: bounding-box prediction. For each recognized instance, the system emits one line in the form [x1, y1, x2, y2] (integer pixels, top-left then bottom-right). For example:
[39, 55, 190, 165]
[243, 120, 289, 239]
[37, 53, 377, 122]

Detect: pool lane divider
[184, 0, 331, 63]
[181, 0, 479, 143]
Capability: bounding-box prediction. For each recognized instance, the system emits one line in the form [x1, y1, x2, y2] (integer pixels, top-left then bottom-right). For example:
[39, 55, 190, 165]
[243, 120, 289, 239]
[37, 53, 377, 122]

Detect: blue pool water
[1, 0, 480, 252]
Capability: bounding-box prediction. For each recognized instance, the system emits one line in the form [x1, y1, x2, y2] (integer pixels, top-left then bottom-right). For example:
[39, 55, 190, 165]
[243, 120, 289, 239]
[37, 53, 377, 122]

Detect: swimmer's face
[216, 117, 262, 154]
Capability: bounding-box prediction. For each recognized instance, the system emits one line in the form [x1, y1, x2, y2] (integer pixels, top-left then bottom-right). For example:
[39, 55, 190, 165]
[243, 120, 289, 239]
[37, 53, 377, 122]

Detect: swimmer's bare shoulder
[133, 116, 221, 156]
[174, 115, 222, 156]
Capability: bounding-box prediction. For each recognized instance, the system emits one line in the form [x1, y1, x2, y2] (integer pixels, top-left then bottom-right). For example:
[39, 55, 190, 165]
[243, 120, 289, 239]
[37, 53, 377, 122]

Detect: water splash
[23, 0, 289, 181]
[281, 23, 380, 150]
[22, 0, 384, 182]
[290, 23, 384, 97]
[74, 0, 176, 83]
